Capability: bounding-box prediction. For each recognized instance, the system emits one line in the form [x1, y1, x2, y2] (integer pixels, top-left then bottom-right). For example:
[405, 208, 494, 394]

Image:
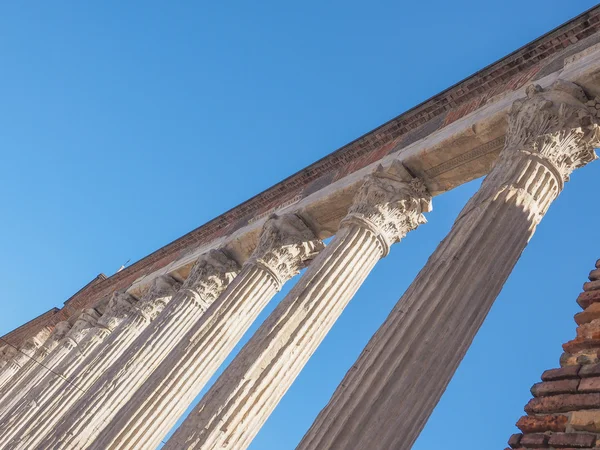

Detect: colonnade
[0, 80, 597, 449]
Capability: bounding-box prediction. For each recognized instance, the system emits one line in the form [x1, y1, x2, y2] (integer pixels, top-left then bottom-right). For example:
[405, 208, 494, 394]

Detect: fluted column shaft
[0, 321, 71, 417]
[10, 277, 180, 450]
[298, 81, 600, 450]
[0, 298, 133, 447]
[34, 250, 239, 450]
[164, 162, 432, 450]
[0, 328, 51, 390]
[83, 213, 323, 450]
[0, 309, 100, 445]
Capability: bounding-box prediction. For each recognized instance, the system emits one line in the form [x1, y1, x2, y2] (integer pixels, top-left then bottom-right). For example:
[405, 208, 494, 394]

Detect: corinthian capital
[64, 309, 101, 345]
[39, 321, 72, 356]
[343, 161, 432, 256]
[182, 250, 240, 309]
[249, 213, 324, 290]
[138, 276, 182, 320]
[506, 80, 600, 182]
[98, 291, 138, 330]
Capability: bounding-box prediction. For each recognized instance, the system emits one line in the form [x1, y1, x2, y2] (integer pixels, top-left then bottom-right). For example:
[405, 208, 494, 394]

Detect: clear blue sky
[1, 1, 599, 449]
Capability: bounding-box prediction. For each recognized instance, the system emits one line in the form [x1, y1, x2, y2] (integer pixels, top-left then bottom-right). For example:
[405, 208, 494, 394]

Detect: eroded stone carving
[504, 81, 599, 182]
[249, 213, 324, 289]
[97, 291, 138, 332]
[64, 309, 101, 347]
[343, 161, 432, 255]
[137, 275, 182, 321]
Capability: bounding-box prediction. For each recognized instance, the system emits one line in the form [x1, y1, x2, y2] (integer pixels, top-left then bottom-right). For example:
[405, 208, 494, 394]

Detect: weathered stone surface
[580, 363, 600, 378]
[55, 214, 324, 450]
[162, 164, 431, 450]
[531, 379, 579, 397]
[519, 433, 549, 447]
[547, 432, 597, 448]
[542, 366, 580, 381]
[516, 414, 568, 433]
[570, 410, 600, 432]
[525, 394, 600, 414]
[508, 433, 522, 448]
[579, 377, 600, 392]
[576, 304, 600, 325]
[564, 338, 600, 354]
[584, 280, 600, 292]
[577, 290, 600, 309]
[298, 81, 600, 450]
[589, 268, 600, 281]
[576, 319, 600, 338]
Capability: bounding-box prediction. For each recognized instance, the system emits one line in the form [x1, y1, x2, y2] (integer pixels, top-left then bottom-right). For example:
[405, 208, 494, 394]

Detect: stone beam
[4, 6, 600, 346]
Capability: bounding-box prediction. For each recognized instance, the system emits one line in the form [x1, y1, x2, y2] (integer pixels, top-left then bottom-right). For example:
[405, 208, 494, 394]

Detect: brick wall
[507, 259, 600, 449]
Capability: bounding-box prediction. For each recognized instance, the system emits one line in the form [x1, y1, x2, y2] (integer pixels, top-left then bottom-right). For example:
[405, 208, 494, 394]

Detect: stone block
[508, 433, 522, 448]
[525, 393, 600, 414]
[576, 319, 600, 338]
[516, 414, 568, 432]
[547, 432, 596, 447]
[570, 410, 600, 432]
[589, 268, 600, 281]
[531, 379, 579, 397]
[542, 366, 580, 381]
[576, 304, 600, 326]
[520, 433, 549, 447]
[579, 377, 600, 393]
[584, 280, 600, 292]
[579, 363, 600, 378]
[563, 338, 600, 354]
[577, 290, 600, 309]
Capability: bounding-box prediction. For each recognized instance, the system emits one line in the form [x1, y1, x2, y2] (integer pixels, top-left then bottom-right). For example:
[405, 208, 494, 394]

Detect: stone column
[81, 213, 324, 450]
[297, 81, 600, 450]
[0, 346, 19, 370]
[0, 308, 99, 433]
[34, 249, 239, 450]
[0, 321, 71, 412]
[8, 276, 181, 450]
[0, 292, 135, 447]
[163, 161, 432, 450]
[0, 328, 52, 389]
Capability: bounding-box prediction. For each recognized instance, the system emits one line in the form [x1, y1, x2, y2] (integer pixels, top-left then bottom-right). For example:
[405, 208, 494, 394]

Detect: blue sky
[1, 1, 599, 449]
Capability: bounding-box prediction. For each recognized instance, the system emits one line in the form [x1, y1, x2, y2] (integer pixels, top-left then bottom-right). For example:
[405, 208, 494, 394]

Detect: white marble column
[35, 249, 239, 450]
[0, 321, 71, 410]
[9, 276, 181, 450]
[163, 161, 431, 450]
[80, 213, 324, 450]
[0, 346, 18, 370]
[0, 309, 99, 432]
[0, 292, 135, 447]
[297, 81, 600, 450]
[0, 328, 52, 390]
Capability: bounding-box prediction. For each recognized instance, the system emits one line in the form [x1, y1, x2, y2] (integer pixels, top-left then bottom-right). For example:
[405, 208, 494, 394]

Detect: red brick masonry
[508, 259, 600, 449]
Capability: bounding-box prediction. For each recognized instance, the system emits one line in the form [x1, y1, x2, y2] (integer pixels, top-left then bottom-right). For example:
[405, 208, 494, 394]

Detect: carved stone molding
[137, 275, 182, 321]
[63, 309, 101, 347]
[181, 249, 240, 311]
[505, 81, 599, 183]
[97, 291, 138, 332]
[249, 213, 325, 290]
[35, 321, 71, 359]
[343, 161, 432, 256]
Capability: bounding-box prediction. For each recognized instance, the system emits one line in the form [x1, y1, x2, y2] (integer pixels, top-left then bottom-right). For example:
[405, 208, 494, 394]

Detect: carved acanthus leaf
[505, 81, 600, 181]
[249, 213, 324, 289]
[97, 291, 138, 330]
[138, 276, 182, 320]
[182, 250, 240, 309]
[64, 309, 101, 344]
[344, 162, 432, 254]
